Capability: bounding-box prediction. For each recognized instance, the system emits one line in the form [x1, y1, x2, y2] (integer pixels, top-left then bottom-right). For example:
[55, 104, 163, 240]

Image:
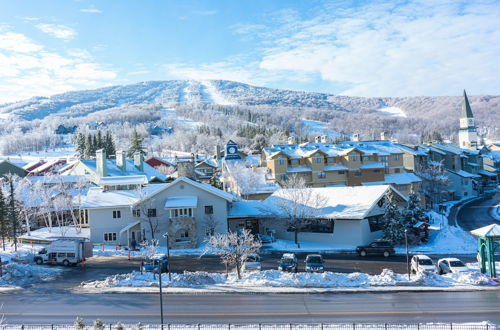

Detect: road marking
[4, 310, 500, 317]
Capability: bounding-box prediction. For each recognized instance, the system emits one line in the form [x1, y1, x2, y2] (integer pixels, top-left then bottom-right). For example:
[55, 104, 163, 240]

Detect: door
[245, 219, 259, 235]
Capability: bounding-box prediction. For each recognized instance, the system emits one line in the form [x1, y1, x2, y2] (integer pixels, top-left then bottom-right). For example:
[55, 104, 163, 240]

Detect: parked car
[278, 253, 298, 272]
[242, 254, 262, 272]
[305, 254, 324, 273]
[437, 258, 469, 274]
[142, 254, 169, 273]
[256, 234, 275, 244]
[411, 255, 437, 273]
[356, 240, 395, 257]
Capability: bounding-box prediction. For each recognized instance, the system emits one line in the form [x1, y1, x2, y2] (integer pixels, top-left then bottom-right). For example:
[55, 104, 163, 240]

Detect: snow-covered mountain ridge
[1, 79, 499, 123]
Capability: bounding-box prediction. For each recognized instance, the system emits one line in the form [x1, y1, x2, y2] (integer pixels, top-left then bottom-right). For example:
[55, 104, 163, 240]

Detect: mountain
[0, 79, 499, 139]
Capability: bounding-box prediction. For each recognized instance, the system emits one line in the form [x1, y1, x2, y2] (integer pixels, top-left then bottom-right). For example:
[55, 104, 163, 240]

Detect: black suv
[356, 241, 395, 257]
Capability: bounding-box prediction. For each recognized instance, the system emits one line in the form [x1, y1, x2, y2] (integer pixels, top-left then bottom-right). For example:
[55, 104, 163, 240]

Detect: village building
[0, 160, 28, 178]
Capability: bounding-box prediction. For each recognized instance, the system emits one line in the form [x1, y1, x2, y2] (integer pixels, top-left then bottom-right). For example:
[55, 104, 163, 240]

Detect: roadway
[456, 190, 500, 231]
[1, 291, 499, 324]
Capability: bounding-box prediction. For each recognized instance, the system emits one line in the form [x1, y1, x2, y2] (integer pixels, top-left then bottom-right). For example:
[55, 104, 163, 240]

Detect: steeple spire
[461, 89, 473, 118]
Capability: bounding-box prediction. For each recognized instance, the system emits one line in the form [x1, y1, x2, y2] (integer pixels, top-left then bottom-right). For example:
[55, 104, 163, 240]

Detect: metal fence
[0, 323, 497, 330]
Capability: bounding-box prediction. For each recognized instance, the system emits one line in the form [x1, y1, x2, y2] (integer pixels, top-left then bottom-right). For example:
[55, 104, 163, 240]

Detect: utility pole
[404, 229, 410, 280]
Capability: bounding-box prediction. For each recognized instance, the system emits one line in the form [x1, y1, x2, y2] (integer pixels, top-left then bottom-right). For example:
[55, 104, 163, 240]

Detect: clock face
[228, 146, 236, 154]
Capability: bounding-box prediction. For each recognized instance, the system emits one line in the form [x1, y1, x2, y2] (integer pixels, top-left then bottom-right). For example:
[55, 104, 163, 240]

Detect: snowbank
[266, 240, 353, 253]
[80, 268, 496, 290]
[92, 244, 210, 257]
[19, 226, 90, 242]
[0, 261, 63, 287]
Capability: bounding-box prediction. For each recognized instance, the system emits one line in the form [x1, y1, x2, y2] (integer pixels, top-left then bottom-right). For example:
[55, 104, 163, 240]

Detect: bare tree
[136, 186, 159, 240]
[267, 176, 327, 248]
[417, 161, 449, 209]
[204, 229, 261, 280]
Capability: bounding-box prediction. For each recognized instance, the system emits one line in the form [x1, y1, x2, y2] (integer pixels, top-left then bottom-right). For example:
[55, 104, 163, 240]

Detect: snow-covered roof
[287, 166, 312, 173]
[80, 159, 167, 182]
[26, 175, 88, 185]
[164, 196, 198, 208]
[479, 170, 496, 177]
[447, 169, 480, 178]
[228, 201, 267, 218]
[82, 184, 169, 209]
[265, 185, 401, 220]
[470, 224, 500, 237]
[119, 221, 141, 235]
[170, 177, 237, 202]
[98, 175, 149, 186]
[484, 150, 500, 162]
[396, 144, 429, 156]
[324, 164, 348, 171]
[360, 162, 385, 169]
[362, 172, 421, 185]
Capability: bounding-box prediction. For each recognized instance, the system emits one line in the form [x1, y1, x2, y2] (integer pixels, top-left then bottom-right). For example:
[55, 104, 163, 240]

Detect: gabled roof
[264, 185, 406, 220]
[470, 224, 500, 237]
[82, 184, 169, 209]
[169, 177, 237, 202]
[461, 90, 474, 118]
[79, 158, 167, 182]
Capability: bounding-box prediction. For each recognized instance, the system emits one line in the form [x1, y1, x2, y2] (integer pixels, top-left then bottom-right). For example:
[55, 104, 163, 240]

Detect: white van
[34, 238, 92, 267]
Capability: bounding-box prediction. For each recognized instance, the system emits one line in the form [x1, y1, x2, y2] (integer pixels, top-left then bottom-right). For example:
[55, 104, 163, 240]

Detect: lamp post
[163, 233, 171, 281]
[158, 267, 164, 328]
[404, 229, 410, 280]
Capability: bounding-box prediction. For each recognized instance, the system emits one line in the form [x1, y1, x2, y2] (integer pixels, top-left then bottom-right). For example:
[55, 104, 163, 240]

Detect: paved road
[457, 190, 499, 231]
[1, 291, 499, 324]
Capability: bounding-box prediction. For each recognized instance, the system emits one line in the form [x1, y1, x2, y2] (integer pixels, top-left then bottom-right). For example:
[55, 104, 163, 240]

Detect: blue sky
[0, 0, 499, 103]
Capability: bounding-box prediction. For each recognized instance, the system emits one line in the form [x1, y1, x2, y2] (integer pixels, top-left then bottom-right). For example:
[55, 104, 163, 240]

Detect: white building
[82, 176, 236, 248]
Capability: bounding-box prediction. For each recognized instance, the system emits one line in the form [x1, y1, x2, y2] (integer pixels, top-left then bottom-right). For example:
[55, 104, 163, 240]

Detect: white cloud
[36, 23, 77, 40]
[80, 8, 103, 14]
[257, 0, 500, 96]
[0, 30, 118, 103]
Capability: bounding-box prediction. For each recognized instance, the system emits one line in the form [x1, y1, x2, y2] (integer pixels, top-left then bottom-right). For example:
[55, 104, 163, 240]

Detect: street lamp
[158, 266, 164, 328]
[404, 229, 410, 280]
[163, 233, 171, 281]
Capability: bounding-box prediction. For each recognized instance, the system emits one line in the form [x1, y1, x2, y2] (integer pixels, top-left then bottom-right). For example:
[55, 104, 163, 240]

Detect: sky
[0, 0, 499, 103]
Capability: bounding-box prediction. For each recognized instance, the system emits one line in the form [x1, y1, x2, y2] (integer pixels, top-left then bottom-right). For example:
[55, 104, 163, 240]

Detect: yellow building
[262, 140, 421, 195]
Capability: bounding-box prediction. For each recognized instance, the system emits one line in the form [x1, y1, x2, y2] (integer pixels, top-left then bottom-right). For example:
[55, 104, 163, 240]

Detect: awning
[164, 196, 198, 208]
[119, 220, 141, 235]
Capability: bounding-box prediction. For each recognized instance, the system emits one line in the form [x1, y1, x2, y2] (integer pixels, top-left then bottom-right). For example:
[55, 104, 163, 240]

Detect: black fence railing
[0, 323, 496, 330]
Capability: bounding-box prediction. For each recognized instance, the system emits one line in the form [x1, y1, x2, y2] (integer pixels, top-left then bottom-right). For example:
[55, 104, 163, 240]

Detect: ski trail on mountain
[199, 80, 236, 106]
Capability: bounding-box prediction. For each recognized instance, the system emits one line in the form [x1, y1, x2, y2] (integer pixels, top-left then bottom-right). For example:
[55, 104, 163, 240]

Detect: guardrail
[0, 323, 496, 330]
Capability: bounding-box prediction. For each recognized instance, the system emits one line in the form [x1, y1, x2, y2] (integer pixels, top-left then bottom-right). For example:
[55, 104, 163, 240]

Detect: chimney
[116, 150, 126, 171]
[287, 136, 296, 145]
[352, 134, 360, 142]
[320, 135, 330, 143]
[314, 136, 321, 143]
[380, 131, 390, 141]
[134, 152, 144, 171]
[215, 145, 221, 161]
[96, 149, 107, 178]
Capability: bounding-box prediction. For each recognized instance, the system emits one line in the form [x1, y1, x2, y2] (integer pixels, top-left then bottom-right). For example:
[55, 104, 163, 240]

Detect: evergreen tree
[0, 186, 7, 251]
[403, 193, 427, 227]
[105, 131, 116, 157]
[96, 130, 103, 150]
[92, 135, 98, 154]
[7, 179, 20, 251]
[84, 134, 93, 158]
[128, 129, 144, 157]
[382, 191, 405, 244]
[75, 133, 86, 159]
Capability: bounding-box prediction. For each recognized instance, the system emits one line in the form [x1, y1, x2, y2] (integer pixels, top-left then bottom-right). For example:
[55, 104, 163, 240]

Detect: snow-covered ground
[92, 243, 208, 257]
[200, 80, 236, 105]
[19, 226, 90, 242]
[492, 204, 500, 221]
[265, 240, 352, 253]
[160, 108, 203, 128]
[375, 106, 407, 118]
[80, 267, 496, 291]
[0, 146, 76, 164]
[301, 119, 343, 139]
[0, 243, 64, 287]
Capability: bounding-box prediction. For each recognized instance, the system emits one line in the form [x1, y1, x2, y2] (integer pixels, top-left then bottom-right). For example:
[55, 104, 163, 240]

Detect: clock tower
[225, 140, 241, 160]
[458, 90, 478, 150]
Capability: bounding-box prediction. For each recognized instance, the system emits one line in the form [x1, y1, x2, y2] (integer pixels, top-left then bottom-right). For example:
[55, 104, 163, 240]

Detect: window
[300, 219, 334, 233]
[373, 169, 380, 173]
[104, 232, 117, 241]
[327, 157, 334, 163]
[380, 156, 388, 163]
[363, 156, 370, 161]
[354, 170, 362, 177]
[314, 157, 322, 164]
[147, 209, 157, 217]
[394, 168, 401, 173]
[175, 230, 190, 242]
[132, 209, 141, 217]
[280, 174, 289, 181]
[350, 155, 358, 161]
[393, 154, 400, 161]
[290, 159, 299, 165]
[278, 159, 285, 165]
[112, 210, 121, 219]
[170, 208, 193, 218]
[338, 171, 345, 175]
[205, 205, 214, 214]
[368, 216, 383, 232]
[317, 171, 326, 179]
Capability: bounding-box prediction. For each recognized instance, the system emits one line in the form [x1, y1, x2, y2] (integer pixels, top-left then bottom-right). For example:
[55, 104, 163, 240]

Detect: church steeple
[461, 89, 473, 119]
[458, 89, 477, 149]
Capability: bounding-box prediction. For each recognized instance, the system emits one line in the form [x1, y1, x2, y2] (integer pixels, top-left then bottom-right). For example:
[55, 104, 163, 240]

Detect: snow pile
[0, 262, 62, 287]
[92, 244, 210, 257]
[81, 268, 496, 290]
